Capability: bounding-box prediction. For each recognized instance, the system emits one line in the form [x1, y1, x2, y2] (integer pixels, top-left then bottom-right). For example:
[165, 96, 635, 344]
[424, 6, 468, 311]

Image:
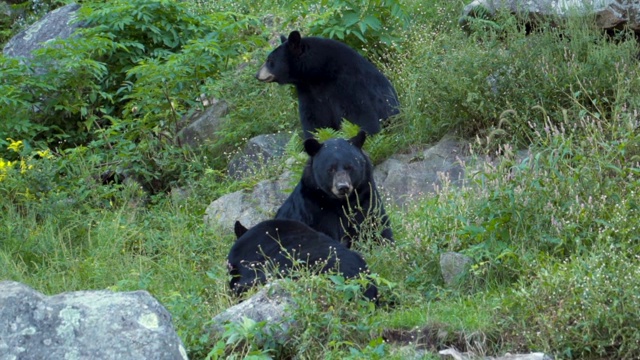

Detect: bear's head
[255, 31, 304, 85]
[228, 221, 266, 296]
[304, 130, 369, 199]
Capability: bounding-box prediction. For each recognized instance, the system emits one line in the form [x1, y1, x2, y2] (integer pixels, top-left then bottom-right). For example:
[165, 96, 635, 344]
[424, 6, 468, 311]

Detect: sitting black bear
[275, 131, 393, 248]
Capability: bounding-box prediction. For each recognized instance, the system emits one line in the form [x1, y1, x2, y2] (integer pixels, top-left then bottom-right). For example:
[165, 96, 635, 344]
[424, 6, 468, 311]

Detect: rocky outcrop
[177, 99, 230, 147]
[0, 281, 187, 360]
[3, 3, 83, 59]
[374, 135, 470, 207]
[460, 0, 640, 33]
[204, 134, 481, 230]
[209, 282, 296, 346]
[203, 172, 294, 231]
[440, 349, 553, 360]
[227, 133, 292, 179]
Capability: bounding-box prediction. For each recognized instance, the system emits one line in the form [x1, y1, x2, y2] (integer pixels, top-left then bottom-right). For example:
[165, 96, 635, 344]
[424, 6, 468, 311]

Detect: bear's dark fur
[275, 131, 393, 248]
[227, 219, 377, 301]
[256, 30, 400, 138]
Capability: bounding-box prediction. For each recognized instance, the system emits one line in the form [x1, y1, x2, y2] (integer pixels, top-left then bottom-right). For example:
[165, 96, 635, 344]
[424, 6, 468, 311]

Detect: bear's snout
[256, 64, 276, 82]
[332, 171, 353, 198]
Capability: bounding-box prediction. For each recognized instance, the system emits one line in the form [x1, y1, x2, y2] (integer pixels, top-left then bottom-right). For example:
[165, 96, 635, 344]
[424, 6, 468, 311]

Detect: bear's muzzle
[332, 171, 353, 198]
[256, 64, 276, 82]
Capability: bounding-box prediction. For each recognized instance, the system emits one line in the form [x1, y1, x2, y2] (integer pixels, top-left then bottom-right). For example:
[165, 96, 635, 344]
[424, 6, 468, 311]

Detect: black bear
[275, 131, 393, 248]
[256, 30, 400, 138]
[227, 219, 377, 301]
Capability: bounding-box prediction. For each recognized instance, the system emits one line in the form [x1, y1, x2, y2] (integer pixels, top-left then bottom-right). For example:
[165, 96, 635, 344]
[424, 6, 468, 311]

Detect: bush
[1, 0, 265, 191]
[298, 0, 409, 55]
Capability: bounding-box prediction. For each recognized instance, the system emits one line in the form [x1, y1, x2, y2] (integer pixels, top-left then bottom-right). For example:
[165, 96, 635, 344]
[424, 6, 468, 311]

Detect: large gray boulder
[440, 349, 553, 360]
[227, 133, 293, 180]
[3, 3, 83, 59]
[0, 281, 188, 360]
[209, 282, 296, 346]
[204, 172, 294, 231]
[374, 135, 470, 207]
[177, 99, 229, 147]
[460, 0, 640, 33]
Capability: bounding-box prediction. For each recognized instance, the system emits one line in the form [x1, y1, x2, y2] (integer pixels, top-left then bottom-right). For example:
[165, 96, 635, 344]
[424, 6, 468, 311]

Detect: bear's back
[231, 219, 338, 252]
[300, 37, 386, 79]
[295, 36, 399, 134]
[228, 219, 369, 278]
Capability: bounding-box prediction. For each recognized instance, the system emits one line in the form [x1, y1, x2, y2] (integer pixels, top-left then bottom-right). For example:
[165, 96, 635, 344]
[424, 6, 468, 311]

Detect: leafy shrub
[206, 316, 280, 360]
[4, 2, 255, 160]
[0, 38, 99, 151]
[1, 0, 266, 191]
[0, 137, 152, 214]
[74, 0, 263, 133]
[0, 139, 64, 208]
[289, 0, 409, 56]
[78, 0, 212, 96]
[0, 56, 64, 151]
[193, 0, 410, 57]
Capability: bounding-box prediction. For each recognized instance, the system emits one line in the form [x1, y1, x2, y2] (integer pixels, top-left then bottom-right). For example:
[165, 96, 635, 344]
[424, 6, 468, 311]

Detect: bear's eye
[327, 166, 336, 174]
[343, 165, 353, 171]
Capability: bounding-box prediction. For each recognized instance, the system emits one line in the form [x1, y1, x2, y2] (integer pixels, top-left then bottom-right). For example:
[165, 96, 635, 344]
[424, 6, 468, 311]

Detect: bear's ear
[234, 221, 248, 238]
[280, 34, 287, 44]
[349, 130, 367, 149]
[304, 138, 323, 157]
[287, 31, 304, 56]
[288, 31, 301, 44]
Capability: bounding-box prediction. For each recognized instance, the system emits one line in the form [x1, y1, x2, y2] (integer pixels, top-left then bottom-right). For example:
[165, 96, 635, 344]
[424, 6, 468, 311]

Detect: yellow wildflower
[6, 138, 24, 153]
[0, 158, 16, 181]
[36, 149, 54, 159]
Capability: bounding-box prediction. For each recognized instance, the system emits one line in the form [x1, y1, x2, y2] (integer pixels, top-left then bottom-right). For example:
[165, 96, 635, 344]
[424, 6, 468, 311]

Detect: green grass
[2, 0, 640, 359]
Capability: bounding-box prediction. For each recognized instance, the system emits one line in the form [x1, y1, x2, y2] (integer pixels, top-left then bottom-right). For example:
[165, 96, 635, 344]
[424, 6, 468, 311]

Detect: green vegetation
[2, 0, 639, 358]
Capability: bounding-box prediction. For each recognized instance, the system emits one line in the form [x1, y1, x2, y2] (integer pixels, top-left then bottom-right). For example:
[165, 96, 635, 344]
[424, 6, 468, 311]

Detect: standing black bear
[228, 219, 377, 301]
[275, 131, 393, 248]
[256, 30, 400, 138]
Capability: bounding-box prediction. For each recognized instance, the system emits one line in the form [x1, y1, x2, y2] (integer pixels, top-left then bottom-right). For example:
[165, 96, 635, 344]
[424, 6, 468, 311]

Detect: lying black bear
[227, 219, 377, 301]
[275, 131, 393, 248]
[256, 30, 400, 138]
